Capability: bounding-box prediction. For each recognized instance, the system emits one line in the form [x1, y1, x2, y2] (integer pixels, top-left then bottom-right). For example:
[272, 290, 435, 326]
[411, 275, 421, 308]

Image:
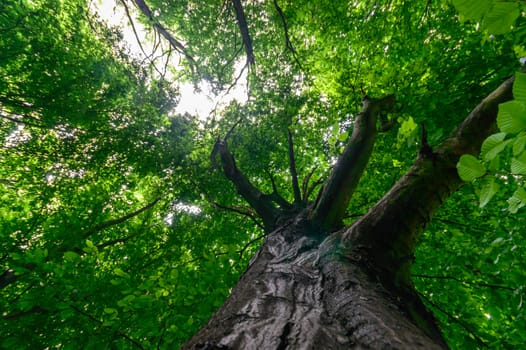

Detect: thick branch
[343, 75, 515, 283]
[310, 95, 396, 231]
[215, 140, 279, 231]
[231, 0, 255, 65]
[131, 0, 197, 70]
[287, 129, 302, 205]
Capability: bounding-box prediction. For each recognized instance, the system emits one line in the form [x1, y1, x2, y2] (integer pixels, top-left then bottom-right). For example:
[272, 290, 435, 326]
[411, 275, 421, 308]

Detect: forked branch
[131, 0, 197, 71]
[343, 75, 516, 283]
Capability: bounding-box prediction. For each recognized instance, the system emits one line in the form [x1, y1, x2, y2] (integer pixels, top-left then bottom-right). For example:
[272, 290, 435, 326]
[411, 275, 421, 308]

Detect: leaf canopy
[1, 0, 525, 348]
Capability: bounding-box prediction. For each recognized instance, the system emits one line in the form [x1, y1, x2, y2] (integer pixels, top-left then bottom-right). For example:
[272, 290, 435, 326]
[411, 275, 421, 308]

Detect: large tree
[1, 0, 525, 348]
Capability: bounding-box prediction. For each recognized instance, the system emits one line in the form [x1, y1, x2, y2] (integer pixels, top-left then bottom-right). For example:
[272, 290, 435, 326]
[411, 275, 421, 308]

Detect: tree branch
[263, 168, 292, 210]
[130, 0, 197, 71]
[82, 196, 161, 238]
[310, 95, 396, 231]
[301, 166, 319, 203]
[215, 139, 279, 231]
[413, 274, 516, 291]
[231, 0, 255, 65]
[0, 269, 17, 290]
[287, 129, 302, 205]
[418, 292, 488, 348]
[210, 201, 265, 231]
[119, 0, 164, 76]
[272, 0, 303, 69]
[343, 75, 515, 283]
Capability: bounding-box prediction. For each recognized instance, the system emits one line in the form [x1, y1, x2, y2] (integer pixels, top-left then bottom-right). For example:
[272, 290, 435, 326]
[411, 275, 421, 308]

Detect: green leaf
[479, 177, 499, 208]
[488, 154, 501, 171]
[513, 72, 526, 102]
[511, 152, 526, 175]
[512, 133, 526, 156]
[104, 308, 118, 314]
[480, 132, 508, 161]
[63, 251, 80, 262]
[457, 154, 486, 181]
[497, 101, 526, 134]
[452, 0, 492, 21]
[491, 237, 505, 246]
[114, 267, 128, 277]
[484, 2, 520, 35]
[507, 187, 526, 213]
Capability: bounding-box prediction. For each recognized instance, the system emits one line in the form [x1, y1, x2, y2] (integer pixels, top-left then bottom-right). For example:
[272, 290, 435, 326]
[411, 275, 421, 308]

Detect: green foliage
[1, 0, 525, 348]
[458, 72, 526, 213]
[457, 155, 487, 181]
[453, 0, 522, 35]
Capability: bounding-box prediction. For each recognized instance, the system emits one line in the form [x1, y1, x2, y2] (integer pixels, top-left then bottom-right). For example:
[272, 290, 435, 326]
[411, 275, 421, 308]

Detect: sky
[92, 0, 247, 119]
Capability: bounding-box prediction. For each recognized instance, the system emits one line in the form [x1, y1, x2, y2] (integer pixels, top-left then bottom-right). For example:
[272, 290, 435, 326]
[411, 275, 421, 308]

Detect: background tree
[1, 0, 525, 348]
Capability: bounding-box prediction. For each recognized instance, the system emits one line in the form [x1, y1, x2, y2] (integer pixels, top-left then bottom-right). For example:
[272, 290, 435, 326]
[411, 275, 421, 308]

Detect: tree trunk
[182, 215, 447, 349]
[184, 75, 515, 349]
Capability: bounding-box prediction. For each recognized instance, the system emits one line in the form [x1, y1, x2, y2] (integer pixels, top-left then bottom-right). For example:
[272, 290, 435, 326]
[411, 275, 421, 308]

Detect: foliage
[1, 0, 525, 348]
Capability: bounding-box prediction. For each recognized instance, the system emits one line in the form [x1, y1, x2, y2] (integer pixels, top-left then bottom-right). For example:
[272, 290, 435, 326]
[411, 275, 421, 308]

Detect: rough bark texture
[186, 75, 516, 349]
[182, 217, 446, 349]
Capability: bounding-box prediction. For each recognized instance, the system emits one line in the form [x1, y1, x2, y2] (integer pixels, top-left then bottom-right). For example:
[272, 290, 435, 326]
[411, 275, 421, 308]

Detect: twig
[82, 196, 161, 238]
[413, 274, 516, 291]
[418, 291, 489, 348]
[272, 0, 303, 70]
[69, 303, 145, 349]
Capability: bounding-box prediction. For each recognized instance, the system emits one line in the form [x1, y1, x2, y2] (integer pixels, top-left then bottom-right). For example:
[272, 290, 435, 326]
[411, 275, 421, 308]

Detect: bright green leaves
[498, 101, 526, 134]
[481, 132, 510, 161]
[479, 177, 500, 208]
[456, 154, 502, 207]
[457, 73, 526, 211]
[511, 151, 526, 174]
[507, 187, 526, 213]
[452, 0, 493, 22]
[484, 2, 521, 35]
[396, 116, 418, 147]
[452, 0, 521, 35]
[513, 70, 526, 101]
[457, 155, 486, 182]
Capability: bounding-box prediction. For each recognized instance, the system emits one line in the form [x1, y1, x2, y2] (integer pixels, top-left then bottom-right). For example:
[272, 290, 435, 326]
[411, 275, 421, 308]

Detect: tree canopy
[1, 0, 525, 348]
